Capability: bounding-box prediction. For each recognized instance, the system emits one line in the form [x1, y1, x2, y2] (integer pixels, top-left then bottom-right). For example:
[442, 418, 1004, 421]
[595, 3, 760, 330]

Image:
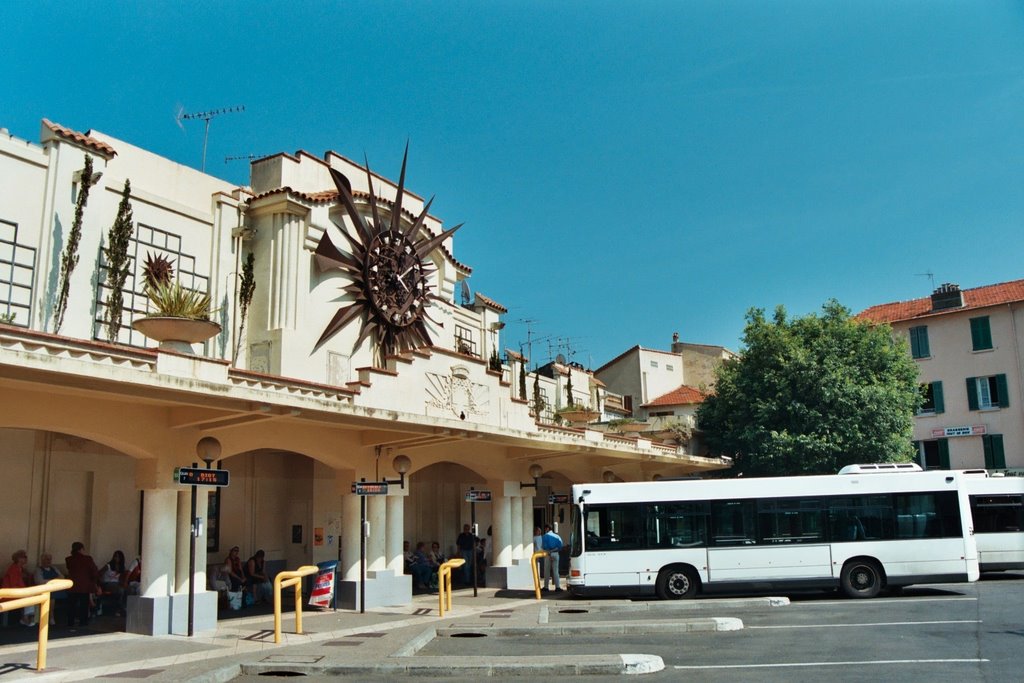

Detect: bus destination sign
[176, 467, 230, 487]
[352, 482, 389, 495]
[548, 494, 569, 504]
[465, 490, 492, 502]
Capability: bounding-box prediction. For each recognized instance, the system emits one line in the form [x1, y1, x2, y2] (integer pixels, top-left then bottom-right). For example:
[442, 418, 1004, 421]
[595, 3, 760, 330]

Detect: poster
[314, 527, 324, 546]
[309, 561, 337, 608]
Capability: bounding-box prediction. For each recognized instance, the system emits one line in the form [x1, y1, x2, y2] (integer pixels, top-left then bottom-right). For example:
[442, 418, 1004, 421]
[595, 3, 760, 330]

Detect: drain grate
[558, 608, 589, 614]
[260, 655, 324, 664]
[449, 632, 488, 638]
[257, 672, 307, 677]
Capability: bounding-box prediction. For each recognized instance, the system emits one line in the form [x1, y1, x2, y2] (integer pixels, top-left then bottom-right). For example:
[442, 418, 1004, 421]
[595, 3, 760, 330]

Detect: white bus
[963, 471, 1024, 572]
[567, 470, 979, 600]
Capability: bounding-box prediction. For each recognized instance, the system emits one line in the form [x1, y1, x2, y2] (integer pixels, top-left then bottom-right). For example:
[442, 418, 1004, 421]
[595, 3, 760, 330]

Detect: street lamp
[520, 463, 544, 489]
[602, 470, 617, 483]
[196, 436, 222, 466]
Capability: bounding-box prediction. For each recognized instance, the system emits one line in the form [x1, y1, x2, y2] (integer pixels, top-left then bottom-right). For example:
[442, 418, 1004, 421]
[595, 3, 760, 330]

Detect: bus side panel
[708, 545, 832, 582]
[830, 539, 974, 584]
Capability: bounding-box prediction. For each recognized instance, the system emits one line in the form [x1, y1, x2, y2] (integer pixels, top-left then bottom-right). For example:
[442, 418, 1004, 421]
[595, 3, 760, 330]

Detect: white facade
[0, 120, 729, 635]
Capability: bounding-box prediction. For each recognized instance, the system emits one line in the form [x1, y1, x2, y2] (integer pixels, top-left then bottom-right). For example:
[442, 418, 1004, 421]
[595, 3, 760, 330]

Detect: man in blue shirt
[541, 524, 563, 591]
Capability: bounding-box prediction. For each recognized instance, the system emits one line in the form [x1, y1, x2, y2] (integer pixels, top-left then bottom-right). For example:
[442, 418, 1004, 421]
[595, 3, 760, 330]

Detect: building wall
[893, 303, 1024, 469]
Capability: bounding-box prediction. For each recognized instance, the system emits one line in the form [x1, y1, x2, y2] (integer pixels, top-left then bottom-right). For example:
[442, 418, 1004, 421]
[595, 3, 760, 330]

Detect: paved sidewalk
[0, 590, 786, 680]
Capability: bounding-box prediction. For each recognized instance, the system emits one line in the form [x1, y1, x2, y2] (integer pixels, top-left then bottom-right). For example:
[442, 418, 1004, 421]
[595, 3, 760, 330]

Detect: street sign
[465, 490, 492, 502]
[176, 467, 230, 487]
[548, 493, 569, 504]
[352, 482, 388, 495]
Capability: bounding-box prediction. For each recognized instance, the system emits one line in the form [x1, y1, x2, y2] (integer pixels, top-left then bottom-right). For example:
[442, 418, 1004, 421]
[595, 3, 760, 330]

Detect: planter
[615, 421, 650, 433]
[558, 409, 600, 426]
[132, 316, 221, 354]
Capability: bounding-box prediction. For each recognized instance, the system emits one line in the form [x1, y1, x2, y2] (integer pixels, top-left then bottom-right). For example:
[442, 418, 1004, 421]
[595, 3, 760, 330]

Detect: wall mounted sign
[931, 425, 987, 438]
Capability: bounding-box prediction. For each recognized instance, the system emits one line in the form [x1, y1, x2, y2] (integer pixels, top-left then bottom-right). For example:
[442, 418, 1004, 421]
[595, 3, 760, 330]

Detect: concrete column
[367, 495, 387, 572]
[522, 494, 535, 556]
[493, 491, 512, 568]
[141, 489, 177, 598]
[510, 496, 523, 560]
[386, 489, 406, 575]
[175, 490, 191, 592]
[341, 493, 361, 581]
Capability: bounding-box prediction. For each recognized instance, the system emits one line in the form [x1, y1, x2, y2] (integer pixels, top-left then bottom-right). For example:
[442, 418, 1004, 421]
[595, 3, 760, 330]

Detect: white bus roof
[838, 463, 923, 474]
[572, 470, 966, 505]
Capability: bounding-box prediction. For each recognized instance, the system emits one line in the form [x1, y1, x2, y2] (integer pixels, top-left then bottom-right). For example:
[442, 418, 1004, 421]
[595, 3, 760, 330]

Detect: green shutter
[966, 377, 979, 411]
[970, 317, 993, 351]
[982, 435, 1005, 469]
[932, 381, 944, 413]
[995, 374, 1009, 408]
[910, 326, 929, 358]
[937, 439, 950, 470]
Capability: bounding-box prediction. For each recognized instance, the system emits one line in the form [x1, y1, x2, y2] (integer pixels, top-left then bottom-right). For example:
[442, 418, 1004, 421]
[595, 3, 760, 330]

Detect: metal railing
[530, 550, 549, 600]
[437, 558, 465, 617]
[272, 565, 318, 644]
[0, 578, 73, 670]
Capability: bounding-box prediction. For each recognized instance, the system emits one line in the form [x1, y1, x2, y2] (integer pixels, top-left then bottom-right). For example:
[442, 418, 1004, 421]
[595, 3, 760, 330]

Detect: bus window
[970, 495, 1023, 533]
[829, 495, 894, 541]
[584, 503, 645, 551]
[710, 500, 756, 546]
[647, 502, 708, 548]
[894, 491, 962, 539]
[758, 498, 823, 544]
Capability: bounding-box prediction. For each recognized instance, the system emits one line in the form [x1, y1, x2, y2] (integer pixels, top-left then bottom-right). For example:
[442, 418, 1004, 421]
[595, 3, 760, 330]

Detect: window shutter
[937, 439, 950, 470]
[932, 381, 944, 413]
[995, 374, 1009, 408]
[966, 377, 979, 411]
[991, 435, 1006, 469]
[910, 326, 929, 358]
[970, 317, 993, 351]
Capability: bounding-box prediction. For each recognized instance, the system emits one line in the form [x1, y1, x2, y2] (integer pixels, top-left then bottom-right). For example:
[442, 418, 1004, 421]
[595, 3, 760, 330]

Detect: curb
[437, 616, 743, 636]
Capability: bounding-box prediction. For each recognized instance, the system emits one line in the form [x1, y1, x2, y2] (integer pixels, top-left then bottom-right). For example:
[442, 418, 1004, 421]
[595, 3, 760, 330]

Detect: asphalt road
[241, 572, 1023, 682]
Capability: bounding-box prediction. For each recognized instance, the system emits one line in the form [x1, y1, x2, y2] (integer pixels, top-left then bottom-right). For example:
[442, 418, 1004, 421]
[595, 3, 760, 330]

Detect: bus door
[707, 499, 831, 581]
[579, 502, 644, 589]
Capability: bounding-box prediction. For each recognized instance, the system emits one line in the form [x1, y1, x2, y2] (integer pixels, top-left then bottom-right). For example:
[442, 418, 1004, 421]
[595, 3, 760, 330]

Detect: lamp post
[189, 436, 221, 637]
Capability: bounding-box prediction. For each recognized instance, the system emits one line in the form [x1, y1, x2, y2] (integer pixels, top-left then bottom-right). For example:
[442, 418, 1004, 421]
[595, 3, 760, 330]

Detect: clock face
[312, 149, 463, 358]
[365, 230, 428, 328]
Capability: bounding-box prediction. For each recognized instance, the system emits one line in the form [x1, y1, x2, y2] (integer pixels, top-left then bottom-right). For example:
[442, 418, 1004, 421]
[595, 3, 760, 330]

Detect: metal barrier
[530, 550, 549, 600]
[272, 565, 318, 644]
[437, 558, 465, 617]
[0, 578, 73, 670]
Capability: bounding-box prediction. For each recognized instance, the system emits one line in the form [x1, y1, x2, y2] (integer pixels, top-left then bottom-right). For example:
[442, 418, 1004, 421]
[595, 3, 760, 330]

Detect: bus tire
[840, 559, 883, 599]
[656, 565, 698, 600]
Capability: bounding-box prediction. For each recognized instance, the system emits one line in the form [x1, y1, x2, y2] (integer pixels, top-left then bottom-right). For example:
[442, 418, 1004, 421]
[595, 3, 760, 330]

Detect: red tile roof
[643, 385, 706, 407]
[42, 119, 117, 158]
[857, 279, 1024, 324]
[474, 292, 507, 313]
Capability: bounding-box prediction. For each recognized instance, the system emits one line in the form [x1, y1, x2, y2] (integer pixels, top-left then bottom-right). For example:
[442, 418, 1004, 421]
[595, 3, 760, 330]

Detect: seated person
[223, 546, 247, 592]
[245, 550, 272, 605]
[99, 550, 127, 616]
[408, 542, 433, 590]
[428, 542, 445, 566]
[33, 553, 66, 626]
[124, 555, 141, 596]
[2, 549, 35, 626]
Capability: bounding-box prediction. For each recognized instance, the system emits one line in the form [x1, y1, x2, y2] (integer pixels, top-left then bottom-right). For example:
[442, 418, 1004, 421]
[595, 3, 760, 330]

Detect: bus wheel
[840, 559, 882, 599]
[656, 566, 698, 600]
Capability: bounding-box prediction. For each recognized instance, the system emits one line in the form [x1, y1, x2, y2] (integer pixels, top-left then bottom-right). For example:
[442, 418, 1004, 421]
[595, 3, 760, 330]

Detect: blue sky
[5, 1, 1023, 369]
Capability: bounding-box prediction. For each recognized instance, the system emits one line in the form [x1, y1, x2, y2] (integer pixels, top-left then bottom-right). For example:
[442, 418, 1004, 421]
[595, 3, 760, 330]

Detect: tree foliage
[104, 179, 134, 342]
[234, 252, 256, 362]
[54, 155, 94, 333]
[696, 300, 921, 477]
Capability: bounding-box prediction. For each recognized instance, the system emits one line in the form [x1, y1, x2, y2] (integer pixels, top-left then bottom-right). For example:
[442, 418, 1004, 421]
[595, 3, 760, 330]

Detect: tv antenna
[224, 153, 268, 164]
[915, 270, 935, 290]
[176, 105, 245, 172]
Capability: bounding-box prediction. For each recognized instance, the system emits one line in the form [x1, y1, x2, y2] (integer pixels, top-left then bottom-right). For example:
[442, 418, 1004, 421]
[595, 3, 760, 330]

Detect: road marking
[801, 596, 977, 606]
[675, 658, 989, 670]
[748, 619, 980, 629]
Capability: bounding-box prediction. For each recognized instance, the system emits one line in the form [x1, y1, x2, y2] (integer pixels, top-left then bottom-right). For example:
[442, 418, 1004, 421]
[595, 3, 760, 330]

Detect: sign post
[465, 488, 491, 597]
[182, 437, 226, 638]
[351, 479, 388, 613]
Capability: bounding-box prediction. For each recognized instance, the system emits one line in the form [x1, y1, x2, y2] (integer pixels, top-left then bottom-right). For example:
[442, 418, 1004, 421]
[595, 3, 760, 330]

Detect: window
[893, 492, 962, 539]
[828, 495, 895, 541]
[758, 498, 823, 544]
[650, 360, 659, 368]
[454, 325, 477, 356]
[918, 381, 944, 414]
[970, 494, 1023, 533]
[710, 500, 756, 546]
[647, 502, 708, 548]
[982, 434, 1006, 469]
[967, 375, 1009, 410]
[666, 364, 674, 372]
[970, 316, 993, 351]
[582, 503, 646, 551]
[917, 439, 950, 470]
[909, 325, 930, 359]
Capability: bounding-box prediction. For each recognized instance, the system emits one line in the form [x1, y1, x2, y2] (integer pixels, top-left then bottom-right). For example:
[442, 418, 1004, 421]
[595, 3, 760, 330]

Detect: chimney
[930, 283, 964, 311]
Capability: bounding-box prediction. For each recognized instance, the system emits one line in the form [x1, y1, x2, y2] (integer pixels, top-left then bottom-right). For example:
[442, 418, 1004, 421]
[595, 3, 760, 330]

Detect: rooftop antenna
[176, 105, 245, 172]
[915, 270, 935, 290]
[224, 153, 268, 164]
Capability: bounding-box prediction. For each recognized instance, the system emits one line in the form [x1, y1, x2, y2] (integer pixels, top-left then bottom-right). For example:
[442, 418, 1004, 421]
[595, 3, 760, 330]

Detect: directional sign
[548, 494, 570, 505]
[176, 467, 230, 487]
[465, 490, 492, 503]
[352, 482, 388, 495]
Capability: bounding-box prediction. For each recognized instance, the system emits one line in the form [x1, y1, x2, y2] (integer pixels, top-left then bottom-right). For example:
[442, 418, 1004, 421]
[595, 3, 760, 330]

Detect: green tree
[104, 179, 134, 342]
[54, 155, 94, 333]
[518, 358, 527, 400]
[696, 300, 921, 476]
[233, 252, 256, 362]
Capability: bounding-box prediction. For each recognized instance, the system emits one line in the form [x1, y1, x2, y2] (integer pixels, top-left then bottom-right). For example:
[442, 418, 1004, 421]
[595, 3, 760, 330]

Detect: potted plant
[609, 417, 650, 433]
[131, 252, 221, 353]
[556, 403, 600, 426]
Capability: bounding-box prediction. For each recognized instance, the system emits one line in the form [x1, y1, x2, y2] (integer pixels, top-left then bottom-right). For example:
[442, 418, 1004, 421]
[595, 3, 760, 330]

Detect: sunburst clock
[313, 147, 462, 359]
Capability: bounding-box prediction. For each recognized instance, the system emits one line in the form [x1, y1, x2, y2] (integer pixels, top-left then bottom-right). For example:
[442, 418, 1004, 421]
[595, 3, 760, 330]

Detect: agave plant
[146, 280, 214, 320]
[142, 252, 175, 290]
